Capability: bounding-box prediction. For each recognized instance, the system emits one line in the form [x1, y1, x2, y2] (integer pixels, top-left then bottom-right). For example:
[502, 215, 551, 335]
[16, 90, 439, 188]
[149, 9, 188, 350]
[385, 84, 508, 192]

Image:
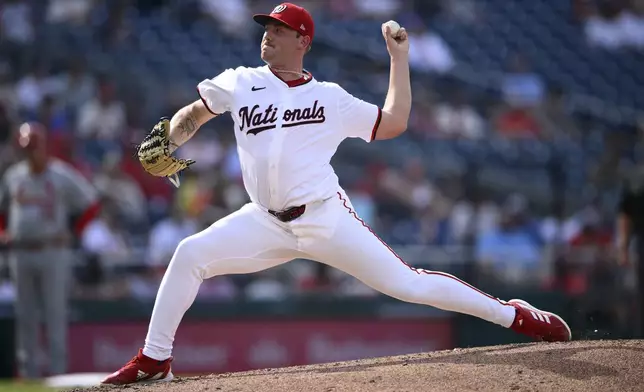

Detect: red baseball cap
[253, 3, 315, 43]
[17, 122, 47, 151]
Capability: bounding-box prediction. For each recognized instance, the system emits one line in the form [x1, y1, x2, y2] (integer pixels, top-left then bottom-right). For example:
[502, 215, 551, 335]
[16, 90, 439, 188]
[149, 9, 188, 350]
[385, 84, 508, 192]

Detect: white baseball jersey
[197, 65, 382, 211]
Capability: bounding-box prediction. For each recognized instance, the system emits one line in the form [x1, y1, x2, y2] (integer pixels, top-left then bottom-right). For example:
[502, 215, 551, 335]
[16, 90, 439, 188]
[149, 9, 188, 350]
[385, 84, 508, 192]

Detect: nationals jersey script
[197, 65, 382, 211]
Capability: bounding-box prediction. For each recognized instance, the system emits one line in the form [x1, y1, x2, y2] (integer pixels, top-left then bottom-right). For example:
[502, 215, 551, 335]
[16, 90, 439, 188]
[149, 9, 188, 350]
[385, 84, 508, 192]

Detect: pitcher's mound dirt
[76, 340, 644, 392]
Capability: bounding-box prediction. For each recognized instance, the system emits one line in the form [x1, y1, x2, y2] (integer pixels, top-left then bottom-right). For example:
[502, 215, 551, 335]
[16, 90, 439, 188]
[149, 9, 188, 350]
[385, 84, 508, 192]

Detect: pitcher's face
[260, 21, 306, 63]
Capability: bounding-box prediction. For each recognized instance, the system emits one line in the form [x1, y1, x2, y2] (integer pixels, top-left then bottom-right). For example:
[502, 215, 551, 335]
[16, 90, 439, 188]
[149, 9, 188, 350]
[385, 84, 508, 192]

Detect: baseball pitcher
[103, 2, 572, 385]
[0, 123, 100, 379]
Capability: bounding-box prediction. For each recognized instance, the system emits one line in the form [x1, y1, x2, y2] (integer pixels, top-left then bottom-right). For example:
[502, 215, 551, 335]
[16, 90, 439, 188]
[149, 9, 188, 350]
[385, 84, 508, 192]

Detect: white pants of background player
[143, 190, 517, 360]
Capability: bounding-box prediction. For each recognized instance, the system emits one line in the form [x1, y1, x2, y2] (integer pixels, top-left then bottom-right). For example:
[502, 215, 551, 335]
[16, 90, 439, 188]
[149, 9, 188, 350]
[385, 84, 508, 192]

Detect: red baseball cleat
[101, 349, 174, 385]
[508, 299, 572, 342]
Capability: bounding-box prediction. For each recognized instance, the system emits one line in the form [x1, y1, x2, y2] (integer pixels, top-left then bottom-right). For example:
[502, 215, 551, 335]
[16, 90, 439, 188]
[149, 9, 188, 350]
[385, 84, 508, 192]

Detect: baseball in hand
[383, 20, 401, 37]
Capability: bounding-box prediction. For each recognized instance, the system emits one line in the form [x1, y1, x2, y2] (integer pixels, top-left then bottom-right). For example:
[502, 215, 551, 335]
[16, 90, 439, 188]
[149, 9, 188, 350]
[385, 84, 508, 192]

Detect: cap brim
[253, 14, 298, 32]
[253, 14, 281, 27]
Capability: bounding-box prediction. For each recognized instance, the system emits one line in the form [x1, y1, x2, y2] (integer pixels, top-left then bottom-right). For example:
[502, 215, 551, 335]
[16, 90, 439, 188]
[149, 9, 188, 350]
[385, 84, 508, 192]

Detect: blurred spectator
[407, 19, 455, 74]
[0, 0, 33, 44]
[0, 62, 16, 106]
[432, 88, 485, 139]
[539, 203, 569, 245]
[327, 0, 358, 19]
[441, 0, 482, 24]
[76, 77, 126, 165]
[492, 103, 542, 139]
[352, 0, 402, 19]
[572, 0, 597, 21]
[391, 205, 452, 245]
[534, 85, 581, 141]
[584, 1, 626, 49]
[199, 0, 252, 38]
[475, 195, 544, 283]
[0, 0, 34, 73]
[449, 198, 476, 244]
[501, 54, 546, 108]
[175, 130, 224, 173]
[46, 0, 95, 25]
[408, 101, 438, 140]
[128, 267, 165, 300]
[76, 77, 126, 140]
[81, 207, 131, 268]
[0, 279, 15, 303]
[74, 252, 131, 300]
[0, 102, 13, 145]
[97, 0, 132, 49]
[175, 171, 216, 219]
[57, 58, 97, 117]
[0, 122, 18, 175]
[198, 276, 239, 300]
[15, 63, 62, 114]
[569, 208, 613, 250]
[554, 207, 615, 296]
[0, 264, 15, 303]
[146, 204, 198, 266]
[584, 1, 644, 50]
[31, 95, 69, 136]
[378, 158, 438, 215]
[245, 270, 289, 301]
[93, 152, 148, 225]
[298, 262, 335, 293]
[407, 88, 439, 140]
[473, 198, 502, 238]
[542, 202, 606, 246]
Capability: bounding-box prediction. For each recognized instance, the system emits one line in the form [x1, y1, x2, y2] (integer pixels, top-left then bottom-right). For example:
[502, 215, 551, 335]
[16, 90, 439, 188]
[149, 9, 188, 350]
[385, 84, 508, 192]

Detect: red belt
[268, 205, 306, 222]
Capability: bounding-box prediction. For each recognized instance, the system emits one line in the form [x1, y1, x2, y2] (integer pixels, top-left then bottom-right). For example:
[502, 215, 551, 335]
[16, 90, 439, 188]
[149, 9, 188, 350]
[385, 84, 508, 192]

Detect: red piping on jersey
[370, 108, 382, 141]
[196, 87, 220, 116]
[336, 192, 511, 305]
[0, 214, 5, 234]
[74, 201, 101, 236]
[268, 67, 312, 88]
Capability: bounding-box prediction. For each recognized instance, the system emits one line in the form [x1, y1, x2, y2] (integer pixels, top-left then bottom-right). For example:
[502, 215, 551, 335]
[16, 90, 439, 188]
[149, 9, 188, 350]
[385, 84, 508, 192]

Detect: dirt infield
[74, 340, 644, 392]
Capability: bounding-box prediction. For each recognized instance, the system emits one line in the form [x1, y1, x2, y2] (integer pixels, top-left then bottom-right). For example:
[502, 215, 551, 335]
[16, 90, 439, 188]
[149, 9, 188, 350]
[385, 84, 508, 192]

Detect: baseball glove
[137, 118, 195, 188]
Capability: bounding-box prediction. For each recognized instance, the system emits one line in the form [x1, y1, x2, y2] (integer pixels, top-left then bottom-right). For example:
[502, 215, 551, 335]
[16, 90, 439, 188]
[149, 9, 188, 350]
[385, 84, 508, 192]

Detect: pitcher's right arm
[168, 100, 217, 153]
[169, 67, 240, 153]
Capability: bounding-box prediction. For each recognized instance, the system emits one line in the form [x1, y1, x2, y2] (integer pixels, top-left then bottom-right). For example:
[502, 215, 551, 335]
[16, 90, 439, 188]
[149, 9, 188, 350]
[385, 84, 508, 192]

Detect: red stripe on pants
[336, 192, 506, 304]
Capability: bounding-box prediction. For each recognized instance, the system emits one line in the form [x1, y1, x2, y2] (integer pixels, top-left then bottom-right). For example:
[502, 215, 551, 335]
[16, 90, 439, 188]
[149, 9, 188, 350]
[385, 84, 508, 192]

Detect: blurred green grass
[0, 381, 56, 392]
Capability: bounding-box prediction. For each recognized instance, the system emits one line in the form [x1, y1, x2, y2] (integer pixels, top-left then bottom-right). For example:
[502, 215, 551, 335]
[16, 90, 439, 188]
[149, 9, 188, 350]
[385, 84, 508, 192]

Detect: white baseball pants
[142, 191, 517, 360]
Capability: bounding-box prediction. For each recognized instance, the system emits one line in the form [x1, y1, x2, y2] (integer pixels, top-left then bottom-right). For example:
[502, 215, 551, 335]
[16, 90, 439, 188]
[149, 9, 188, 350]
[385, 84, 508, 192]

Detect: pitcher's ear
[301, 35, 311, 50]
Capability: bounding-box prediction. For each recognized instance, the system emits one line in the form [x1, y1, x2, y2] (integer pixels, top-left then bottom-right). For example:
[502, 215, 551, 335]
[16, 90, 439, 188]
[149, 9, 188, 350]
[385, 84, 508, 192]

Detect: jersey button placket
[267, 92, 288, 209]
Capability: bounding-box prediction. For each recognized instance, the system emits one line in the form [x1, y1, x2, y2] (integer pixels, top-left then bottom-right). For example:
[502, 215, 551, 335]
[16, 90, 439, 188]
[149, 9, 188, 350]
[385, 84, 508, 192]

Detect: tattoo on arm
[179, 114, 198, 138]
[169, 107, 202, 152]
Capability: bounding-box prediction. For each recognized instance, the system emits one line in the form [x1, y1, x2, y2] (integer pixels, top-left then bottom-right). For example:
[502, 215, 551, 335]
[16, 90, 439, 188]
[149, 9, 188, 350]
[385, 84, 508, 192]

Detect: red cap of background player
[253, 3, 315, 43]
[17, 122, 47, 151]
